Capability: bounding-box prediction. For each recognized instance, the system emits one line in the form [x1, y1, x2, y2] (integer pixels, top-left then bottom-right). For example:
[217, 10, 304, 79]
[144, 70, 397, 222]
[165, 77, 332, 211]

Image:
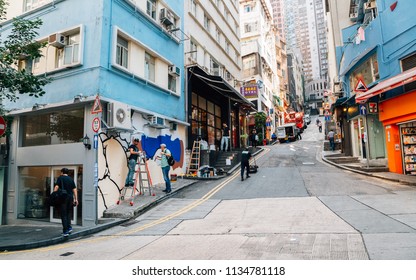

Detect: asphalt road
[2, 116, 416, 260]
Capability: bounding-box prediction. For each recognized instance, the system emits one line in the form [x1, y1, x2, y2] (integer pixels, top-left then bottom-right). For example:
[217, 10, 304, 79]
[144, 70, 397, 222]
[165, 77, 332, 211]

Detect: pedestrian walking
[250, 128, 258, 148]
[124, 138, 141, 187]
[54, 168, 78, 237]
[296, 128, 302, 140]
[241, 147, 252, 181]
[327, 129, 335, 151]
[221, 123, 230, 151]
[157, 143, 172, 193]
[318, 120, 322, 133]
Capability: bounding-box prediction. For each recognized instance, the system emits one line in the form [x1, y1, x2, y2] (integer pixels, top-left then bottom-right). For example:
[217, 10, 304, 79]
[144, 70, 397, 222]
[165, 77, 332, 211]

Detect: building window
[191, 93, 222, 145]
[145, 52, 155, 82]
[62, 34, 80, 66]
[190, 40, 197, 60]
[215, 28, 221, 43]
[210, 57, 220, 76]
[23, 0, 46, 12]
[349, 53, 379, 92]
[21, 108, 84, 147]
[190, 0, 197, 16]
[168, 74, 177, 93]
[402, 52, 416, 71]
[116, 36, 128, 68]
[244, 22, 258, 33]
[204, 14, 211, 31]
[146, 0, 157, 20]
[244, 5, 252, 13]
[225, 41, 230, 54]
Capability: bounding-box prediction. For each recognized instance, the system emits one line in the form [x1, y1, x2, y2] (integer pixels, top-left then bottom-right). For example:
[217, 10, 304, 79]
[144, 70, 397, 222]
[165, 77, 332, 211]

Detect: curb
[321, 155, 416, 187]
[0, 218, 127, 252]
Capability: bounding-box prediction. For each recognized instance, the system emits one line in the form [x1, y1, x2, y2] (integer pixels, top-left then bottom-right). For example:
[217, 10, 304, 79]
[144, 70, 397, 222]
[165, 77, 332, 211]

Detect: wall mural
[96, 132, 184, 211]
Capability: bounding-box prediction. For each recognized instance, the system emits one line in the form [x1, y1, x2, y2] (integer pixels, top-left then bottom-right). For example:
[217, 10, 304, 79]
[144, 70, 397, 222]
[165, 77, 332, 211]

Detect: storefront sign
[368, 102, 378, 113]
[240, 85, 258, 98]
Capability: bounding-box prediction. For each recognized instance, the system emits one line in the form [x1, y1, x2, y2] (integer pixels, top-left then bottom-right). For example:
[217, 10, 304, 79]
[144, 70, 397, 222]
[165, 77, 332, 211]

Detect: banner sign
[240, 85, 258, 98]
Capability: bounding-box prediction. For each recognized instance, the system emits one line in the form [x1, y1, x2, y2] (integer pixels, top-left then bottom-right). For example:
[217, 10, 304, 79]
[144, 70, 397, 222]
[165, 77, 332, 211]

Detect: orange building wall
[384, 124, 403, 174]
[379, 91, 416, 174]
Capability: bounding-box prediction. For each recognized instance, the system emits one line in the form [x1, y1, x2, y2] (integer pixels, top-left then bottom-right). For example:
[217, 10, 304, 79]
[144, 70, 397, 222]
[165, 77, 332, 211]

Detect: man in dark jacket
[241, 148, 252, 181]
[54, 168, 78, 237]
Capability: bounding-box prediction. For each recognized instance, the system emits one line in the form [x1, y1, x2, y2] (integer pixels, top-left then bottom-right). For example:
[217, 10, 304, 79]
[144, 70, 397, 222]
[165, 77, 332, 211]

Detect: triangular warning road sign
[91, 95, 102, 114]
[354, 78, 368, 92]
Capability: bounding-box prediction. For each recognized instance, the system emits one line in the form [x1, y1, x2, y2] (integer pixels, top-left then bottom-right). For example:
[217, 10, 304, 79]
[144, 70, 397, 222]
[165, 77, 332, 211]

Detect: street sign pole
[364, 115, 370, 169]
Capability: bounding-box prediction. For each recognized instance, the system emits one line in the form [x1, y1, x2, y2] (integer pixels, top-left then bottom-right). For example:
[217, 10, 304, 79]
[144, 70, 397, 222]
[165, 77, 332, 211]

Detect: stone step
[328, 157, 360, 164]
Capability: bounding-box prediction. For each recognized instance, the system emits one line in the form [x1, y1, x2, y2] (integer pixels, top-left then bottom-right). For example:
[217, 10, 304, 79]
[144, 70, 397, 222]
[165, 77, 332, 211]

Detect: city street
[1, 117, 416, 260]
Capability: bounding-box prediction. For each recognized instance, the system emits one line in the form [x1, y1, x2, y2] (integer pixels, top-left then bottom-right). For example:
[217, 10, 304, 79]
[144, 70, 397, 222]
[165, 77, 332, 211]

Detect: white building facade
[239, 0, 280, 138]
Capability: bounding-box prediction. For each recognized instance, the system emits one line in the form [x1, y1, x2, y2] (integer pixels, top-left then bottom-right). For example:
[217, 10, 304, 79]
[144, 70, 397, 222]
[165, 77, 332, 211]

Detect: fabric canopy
[355, 67, 416, 103]
[188, 66, 254, 108]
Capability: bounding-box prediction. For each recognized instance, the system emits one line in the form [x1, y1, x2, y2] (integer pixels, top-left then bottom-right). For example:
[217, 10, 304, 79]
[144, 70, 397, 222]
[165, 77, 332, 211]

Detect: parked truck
[276, 123, 297, 143]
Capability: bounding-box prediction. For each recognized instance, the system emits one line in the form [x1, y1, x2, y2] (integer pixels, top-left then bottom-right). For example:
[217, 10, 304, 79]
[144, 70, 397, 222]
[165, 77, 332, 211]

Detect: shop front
[379, 91, 416, 175]
[356, 67, 416, 175]
[187, 66, 254, 151]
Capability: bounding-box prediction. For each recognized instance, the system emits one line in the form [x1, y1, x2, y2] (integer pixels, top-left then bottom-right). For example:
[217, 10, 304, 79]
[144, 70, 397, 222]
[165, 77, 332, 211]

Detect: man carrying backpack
[158, 143, 172, 193]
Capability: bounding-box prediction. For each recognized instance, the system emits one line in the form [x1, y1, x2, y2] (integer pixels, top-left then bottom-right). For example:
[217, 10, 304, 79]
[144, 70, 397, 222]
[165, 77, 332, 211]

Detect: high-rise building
[283, 0, 328, 83]
[239, 0, 281, 136]
[270, 0, 286, 40]
[184, 0, 253, 150]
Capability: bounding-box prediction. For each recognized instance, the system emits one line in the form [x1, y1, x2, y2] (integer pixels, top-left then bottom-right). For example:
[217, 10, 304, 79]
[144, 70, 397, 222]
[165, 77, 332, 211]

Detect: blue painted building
[1, 0, 186, 226]
[335, 0, 416, 174]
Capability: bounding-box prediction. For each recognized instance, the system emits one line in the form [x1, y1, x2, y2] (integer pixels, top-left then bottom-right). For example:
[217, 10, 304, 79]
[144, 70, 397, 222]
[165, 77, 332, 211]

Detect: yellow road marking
[1, 148, 270, 255]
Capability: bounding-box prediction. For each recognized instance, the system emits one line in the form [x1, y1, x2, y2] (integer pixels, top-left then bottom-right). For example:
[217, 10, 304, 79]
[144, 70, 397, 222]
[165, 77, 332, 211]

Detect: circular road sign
[0, 116, 6, 137]
[92, 117, 100, 133]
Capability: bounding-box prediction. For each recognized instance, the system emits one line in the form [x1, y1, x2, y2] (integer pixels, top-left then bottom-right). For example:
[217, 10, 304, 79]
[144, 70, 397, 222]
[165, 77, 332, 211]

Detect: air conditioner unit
[106, 102, 131, 130]
[169, 122, 177, 131]
[160, 8, 174, 27]
[48, 33, 65, 48]
[169, 65, 180, 77]
[149, 116, 165, 128]
[188, 56, 197, 64]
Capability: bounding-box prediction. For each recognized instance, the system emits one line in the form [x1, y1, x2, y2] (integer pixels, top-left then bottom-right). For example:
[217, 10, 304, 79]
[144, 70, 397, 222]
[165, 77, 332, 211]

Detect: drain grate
[60, 252, 74, 257]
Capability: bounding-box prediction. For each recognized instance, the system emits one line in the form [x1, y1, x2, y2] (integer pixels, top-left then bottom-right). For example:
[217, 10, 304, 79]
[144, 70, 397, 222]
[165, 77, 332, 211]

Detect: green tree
[254, 111, 266, 143]
[0, 0, 49, 105]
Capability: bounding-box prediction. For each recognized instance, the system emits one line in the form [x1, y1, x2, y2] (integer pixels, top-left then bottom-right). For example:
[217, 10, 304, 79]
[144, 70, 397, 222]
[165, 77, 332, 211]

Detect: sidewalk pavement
[0, 179, 198, 252]
[3, 146, 415, 253]
[322, 150, 416, 186]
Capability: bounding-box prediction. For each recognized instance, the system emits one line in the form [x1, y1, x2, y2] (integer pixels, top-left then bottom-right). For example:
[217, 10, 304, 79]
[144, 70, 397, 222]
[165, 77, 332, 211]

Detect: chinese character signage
[240, 85, 258, 98]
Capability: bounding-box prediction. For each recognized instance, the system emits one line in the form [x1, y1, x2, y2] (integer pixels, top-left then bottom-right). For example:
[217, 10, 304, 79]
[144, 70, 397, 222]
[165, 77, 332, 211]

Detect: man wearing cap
[158, 143, 172, 193]
[125, 138, 141, 187]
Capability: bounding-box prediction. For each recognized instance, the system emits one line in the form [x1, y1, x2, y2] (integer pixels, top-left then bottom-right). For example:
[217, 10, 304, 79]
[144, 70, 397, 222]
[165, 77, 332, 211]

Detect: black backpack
[167, 155, 175, 166]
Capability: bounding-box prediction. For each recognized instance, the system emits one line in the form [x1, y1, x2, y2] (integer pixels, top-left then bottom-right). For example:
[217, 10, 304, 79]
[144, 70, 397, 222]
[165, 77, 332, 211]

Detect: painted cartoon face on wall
[96, 133, 184, 216]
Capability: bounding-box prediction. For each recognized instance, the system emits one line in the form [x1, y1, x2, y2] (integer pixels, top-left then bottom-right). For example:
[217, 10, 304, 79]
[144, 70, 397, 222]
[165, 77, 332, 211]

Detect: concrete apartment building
[239, 0, 281, 138]
[1, 0, 186, 226]
[328, 0, 416, 176]
[184, 0, 254, 151]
